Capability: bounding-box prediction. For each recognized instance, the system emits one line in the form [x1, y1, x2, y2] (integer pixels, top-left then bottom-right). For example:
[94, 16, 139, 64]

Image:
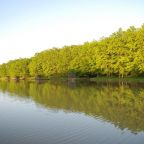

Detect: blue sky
[0, 0, 144, 63]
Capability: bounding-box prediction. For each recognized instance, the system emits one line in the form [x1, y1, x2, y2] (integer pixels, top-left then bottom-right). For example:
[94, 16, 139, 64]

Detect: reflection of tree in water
[0, 80, 144, 133]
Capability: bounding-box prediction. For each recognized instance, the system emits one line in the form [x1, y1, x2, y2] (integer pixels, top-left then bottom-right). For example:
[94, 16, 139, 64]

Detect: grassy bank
[90, 77, 144, 83]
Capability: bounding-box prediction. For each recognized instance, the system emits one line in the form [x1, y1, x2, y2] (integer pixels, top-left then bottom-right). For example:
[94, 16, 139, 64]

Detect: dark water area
[0, 80, 144, 144]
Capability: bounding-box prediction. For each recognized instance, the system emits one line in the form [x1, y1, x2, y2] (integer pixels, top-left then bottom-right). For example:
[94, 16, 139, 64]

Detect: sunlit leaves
[0, 24, 144, 78]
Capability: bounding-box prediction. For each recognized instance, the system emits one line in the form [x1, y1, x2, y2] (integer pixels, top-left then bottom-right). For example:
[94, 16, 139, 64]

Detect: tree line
[0, 24, 144, 79]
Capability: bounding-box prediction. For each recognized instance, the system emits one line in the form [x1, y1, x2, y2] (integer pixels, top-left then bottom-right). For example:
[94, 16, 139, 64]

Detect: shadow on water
[0, 80, 144, 134]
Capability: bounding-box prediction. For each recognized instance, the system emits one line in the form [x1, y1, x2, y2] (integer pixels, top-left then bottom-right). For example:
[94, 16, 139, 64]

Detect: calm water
[0, 80, 144, 144]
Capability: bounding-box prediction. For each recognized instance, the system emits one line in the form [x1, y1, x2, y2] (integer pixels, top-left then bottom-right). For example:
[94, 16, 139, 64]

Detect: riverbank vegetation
[0, 24, 144, 79]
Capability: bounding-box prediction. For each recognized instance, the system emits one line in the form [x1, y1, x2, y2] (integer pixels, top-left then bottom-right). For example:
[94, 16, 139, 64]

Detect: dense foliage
[0, 25, 144, 78]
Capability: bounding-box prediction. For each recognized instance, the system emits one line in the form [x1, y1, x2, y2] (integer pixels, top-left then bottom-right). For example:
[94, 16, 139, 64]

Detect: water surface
[0, 80, 144, 144]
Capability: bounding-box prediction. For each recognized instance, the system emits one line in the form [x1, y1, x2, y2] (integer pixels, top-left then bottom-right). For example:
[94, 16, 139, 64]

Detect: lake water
[0, 80, 144, 144]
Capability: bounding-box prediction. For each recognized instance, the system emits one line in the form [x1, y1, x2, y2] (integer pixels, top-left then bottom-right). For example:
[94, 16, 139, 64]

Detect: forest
[0, 24, 144, 79]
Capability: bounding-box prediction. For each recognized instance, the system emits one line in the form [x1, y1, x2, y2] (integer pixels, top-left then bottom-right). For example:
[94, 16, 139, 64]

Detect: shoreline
[0, 76, 144, 83]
